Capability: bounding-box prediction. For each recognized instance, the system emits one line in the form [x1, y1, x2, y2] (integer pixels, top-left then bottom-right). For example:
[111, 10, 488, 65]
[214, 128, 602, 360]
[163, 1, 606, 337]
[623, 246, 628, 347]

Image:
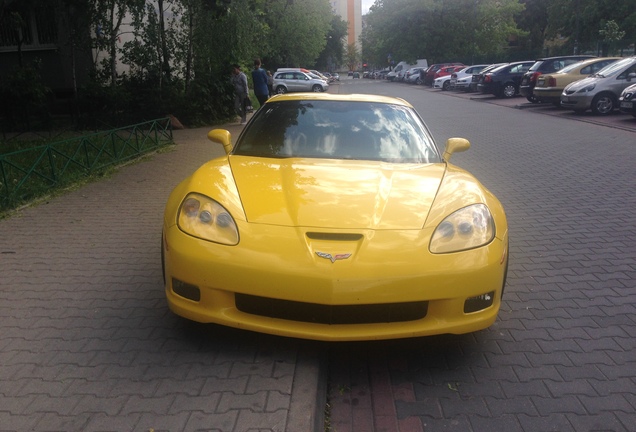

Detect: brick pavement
[2, 81, 635, 432]
[0, 118, 325, 432]
[326, 79, 636, 432]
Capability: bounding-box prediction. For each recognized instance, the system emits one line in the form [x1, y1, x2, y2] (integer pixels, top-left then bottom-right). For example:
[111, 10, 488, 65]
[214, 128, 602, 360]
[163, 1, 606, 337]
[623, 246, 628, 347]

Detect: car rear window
[235, 100, 441, 163]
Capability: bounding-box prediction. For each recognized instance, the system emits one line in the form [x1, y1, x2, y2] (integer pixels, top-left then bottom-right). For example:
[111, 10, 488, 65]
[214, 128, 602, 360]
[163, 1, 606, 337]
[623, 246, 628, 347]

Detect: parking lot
[328, 78, 636, 432]
[1, 78, 635, 432]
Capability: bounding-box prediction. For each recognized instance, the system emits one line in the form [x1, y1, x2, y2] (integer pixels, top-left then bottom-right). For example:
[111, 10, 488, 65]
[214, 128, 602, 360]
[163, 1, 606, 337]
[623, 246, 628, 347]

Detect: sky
[362, 0, 374, 15]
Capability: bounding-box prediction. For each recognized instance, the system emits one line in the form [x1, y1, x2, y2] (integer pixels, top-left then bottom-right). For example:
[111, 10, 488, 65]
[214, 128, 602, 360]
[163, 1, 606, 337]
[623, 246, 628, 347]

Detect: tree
[315, 14, 348, 71]
[599, 20, 625, 56]
[264, 0, 333, 67]
[546, 0, 635, 55]
[346, 42, 359, 71]
[361, 0, 526, 67]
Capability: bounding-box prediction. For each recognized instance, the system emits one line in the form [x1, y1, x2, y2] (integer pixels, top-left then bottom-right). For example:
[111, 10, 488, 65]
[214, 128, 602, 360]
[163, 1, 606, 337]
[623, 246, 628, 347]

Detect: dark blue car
[478, 61, 534, 98]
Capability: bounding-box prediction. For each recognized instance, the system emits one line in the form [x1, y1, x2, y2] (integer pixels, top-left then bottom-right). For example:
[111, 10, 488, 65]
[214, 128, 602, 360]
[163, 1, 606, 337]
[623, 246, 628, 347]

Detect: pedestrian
[231, 64, 249, 124]
[251, 58, 270, 108]
[267, 70, 274, 97]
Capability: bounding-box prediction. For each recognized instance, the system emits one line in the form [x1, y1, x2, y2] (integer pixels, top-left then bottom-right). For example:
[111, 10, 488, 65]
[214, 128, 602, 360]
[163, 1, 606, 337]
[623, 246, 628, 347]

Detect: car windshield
[557, 60, 589, 74]
[235, 100, 441, 163]
[594, 57, 635, 77]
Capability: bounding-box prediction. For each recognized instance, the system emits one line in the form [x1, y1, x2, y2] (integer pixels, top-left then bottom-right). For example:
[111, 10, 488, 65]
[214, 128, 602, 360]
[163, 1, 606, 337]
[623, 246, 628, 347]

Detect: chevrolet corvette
[162, 93, 508, 341]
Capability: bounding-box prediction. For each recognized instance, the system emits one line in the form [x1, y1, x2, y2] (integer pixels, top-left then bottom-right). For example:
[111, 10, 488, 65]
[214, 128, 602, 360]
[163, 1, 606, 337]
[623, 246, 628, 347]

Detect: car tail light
[547, 77, 557, 87]
[530, 72, 542, 82]
[484, 74, 492, 83]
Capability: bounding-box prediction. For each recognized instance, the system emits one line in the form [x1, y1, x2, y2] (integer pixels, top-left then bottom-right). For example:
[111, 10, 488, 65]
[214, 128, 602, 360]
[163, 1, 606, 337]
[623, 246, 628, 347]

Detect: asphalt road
[326, 79, 636, 431]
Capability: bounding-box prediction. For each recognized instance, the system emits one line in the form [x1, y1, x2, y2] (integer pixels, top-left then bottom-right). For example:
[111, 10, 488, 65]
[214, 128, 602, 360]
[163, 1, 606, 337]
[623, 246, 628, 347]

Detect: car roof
[267, 93, 413, 107]
[534, 55, 595, 61]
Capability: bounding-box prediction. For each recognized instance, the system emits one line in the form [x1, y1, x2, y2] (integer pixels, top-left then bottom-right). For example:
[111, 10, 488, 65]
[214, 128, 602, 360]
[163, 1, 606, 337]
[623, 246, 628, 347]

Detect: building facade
[330, 0, 361, 49]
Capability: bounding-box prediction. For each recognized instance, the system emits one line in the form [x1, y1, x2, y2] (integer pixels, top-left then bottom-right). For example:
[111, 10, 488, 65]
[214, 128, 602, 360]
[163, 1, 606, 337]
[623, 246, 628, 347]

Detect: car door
[613, 62, 636, 96]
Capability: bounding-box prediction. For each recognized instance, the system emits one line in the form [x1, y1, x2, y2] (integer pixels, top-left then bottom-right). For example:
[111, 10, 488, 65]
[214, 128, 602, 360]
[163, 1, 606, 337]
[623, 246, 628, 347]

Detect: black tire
[501, 82, 517, 98]
[312, 84, 323, 92]
[415, 77, 422, 85]
[275, 86, 287, 94]
[442, 81, 450, 91]
[590, 93, 616, 115]
[526, 94, 539, 103]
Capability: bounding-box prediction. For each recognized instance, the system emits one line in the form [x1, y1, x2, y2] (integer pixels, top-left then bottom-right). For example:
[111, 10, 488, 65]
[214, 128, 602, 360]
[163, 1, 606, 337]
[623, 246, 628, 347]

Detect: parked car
[396, 68, 409, 82]
[618, 83, 636, 117]
[163, 92, 508, 341]
[532, 57, 621, 106]
[469, 63, 507, 92]
[433, 66, 464, 90]
[478, 61, 534, 98]
[322, 72, 336, 83]
[421, 63, 464, 86]
[450, 65, 489, 91]
[309, 70, 330, 82]
[561, 56, 636, 115]
[352, 72, 360, 79]
[272, 70, 329, 94]
[520, 55, 596, 103]
[405, 67, 426, 84]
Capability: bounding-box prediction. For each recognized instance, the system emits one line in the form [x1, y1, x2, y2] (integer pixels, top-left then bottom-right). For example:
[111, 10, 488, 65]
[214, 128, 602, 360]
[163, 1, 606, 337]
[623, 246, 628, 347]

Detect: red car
[422, 63, 464, 86]
[434, 65, 465, 80]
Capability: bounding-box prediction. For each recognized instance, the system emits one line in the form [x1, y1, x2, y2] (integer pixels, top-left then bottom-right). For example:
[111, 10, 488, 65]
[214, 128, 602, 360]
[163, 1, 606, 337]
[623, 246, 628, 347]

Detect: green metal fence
[0, 118, 173, 212]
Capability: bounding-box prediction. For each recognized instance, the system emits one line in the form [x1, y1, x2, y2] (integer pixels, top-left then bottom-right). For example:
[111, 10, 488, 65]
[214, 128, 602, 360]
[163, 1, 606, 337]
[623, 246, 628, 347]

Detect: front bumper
[560, 92, 594, 111]
[163, 223, 508, 341]
[532, 88, 562, 103]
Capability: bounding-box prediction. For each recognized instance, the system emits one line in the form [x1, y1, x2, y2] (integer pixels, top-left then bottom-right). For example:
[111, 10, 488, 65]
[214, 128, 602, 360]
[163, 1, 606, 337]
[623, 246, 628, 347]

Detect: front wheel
[275, 86, 287, 94]
[501, 83, 517, 98]
[312, 85, 323, 92]
[442, 81, 450, 91]
[591, 93, 616, 115]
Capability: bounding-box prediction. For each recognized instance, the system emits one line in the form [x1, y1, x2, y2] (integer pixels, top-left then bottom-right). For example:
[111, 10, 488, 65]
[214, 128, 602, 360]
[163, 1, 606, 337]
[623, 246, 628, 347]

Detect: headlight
[177, 193, 239, 245]
[577, 83, 596, 93]
[430, 204, 494, 254]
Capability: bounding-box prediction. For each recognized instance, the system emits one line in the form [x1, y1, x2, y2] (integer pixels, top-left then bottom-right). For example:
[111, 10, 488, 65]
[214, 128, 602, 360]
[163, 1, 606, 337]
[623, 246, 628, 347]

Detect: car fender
[163, 158, 246, 229]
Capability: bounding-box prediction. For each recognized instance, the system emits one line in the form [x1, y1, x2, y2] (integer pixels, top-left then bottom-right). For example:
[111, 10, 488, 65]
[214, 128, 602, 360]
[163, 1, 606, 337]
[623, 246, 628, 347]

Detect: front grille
[235, 294, 428, 325]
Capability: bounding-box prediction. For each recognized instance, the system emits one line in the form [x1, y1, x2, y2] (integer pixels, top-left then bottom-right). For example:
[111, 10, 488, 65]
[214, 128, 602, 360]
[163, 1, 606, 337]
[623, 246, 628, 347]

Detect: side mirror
[443, 137, 470, 162]
[207, 129, 233, 155]
[627, 72, 636, 81]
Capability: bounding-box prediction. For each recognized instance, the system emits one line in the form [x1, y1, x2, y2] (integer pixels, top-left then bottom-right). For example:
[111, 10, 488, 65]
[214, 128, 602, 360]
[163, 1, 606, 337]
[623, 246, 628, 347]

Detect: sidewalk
[0, 115, 326, 432]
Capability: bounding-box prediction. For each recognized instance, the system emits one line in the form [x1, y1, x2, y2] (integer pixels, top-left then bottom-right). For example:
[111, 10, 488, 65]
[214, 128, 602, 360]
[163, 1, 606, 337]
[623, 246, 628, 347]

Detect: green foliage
[315, 14, 348, 71]
[362, 0, 528, 67]
[546, 0, 635, 55]
[264, 0, 333, 67]
[0, 61, 52, 130]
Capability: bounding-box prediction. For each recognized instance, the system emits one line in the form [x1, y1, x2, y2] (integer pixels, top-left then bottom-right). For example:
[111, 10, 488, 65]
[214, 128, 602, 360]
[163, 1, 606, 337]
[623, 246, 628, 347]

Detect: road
[326, 78, 636, 432]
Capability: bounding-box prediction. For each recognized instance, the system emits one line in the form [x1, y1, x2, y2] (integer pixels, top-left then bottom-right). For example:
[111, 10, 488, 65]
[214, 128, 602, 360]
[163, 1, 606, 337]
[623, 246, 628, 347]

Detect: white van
[387, 59, 428, 82]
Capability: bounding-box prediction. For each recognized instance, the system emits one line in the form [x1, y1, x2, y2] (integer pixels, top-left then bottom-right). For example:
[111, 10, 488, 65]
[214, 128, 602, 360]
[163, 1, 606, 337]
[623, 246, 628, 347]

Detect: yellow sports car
[162, 93, 508, 341]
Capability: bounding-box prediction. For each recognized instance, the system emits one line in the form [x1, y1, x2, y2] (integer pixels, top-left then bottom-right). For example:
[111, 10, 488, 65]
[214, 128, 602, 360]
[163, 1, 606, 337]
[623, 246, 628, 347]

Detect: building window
[0, 2, 58, 51]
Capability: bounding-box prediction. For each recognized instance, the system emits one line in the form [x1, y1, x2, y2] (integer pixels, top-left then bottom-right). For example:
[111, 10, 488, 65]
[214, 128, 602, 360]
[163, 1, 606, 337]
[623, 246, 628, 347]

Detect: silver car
[272, 71, 329, 94]
[561, 56, 636, 115]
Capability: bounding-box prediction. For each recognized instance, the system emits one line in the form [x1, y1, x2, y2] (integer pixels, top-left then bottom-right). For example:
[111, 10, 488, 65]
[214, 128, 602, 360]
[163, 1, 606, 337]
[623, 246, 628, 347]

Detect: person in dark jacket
[231, 64, 249, 124]
[251, 58, 270, 108]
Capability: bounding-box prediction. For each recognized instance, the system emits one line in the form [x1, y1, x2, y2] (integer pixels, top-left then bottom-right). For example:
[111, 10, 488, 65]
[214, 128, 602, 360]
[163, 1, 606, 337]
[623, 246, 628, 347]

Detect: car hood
[229, 156, 446, 229]
[566, 76, 601, 91]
